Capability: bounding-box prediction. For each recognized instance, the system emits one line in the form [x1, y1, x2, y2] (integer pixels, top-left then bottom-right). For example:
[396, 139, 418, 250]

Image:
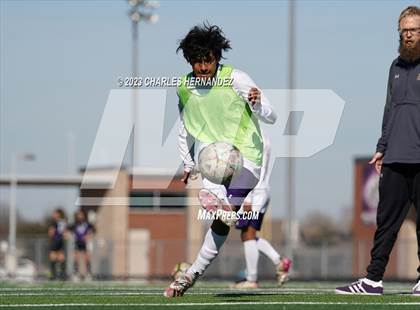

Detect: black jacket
[376, 56, 420, 164]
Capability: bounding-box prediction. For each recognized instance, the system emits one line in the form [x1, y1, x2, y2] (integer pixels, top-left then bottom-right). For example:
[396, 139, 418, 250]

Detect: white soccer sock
[243, 239, 259, 282]
[256, 238, 281, 266]
[188, 228, 227, 277]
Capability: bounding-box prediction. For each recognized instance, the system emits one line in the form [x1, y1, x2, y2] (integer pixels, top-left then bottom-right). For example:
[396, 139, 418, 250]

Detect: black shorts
[235, 211, 265, 231]
[50, 239, 64, 252]
[75, 242, 87, 251]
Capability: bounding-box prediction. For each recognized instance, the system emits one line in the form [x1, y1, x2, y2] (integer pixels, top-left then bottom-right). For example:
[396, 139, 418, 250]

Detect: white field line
[0, 288, 413, 296]
[0, 287, 409, 292]
[0, 288, 334, 292]
[0, 292, 335, 296]
[1, 302, 420, 307]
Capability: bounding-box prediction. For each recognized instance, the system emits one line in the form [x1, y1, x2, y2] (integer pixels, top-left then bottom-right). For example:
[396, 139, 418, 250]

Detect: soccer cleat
[335, 278, 383, 295]
[71, 274, 80, 282]
[198, 189, 237, 226]
[412, 279, 420, 296]
[163, 272, 197, 297]
[230, 280, 260, 289]
[84, 273, 93, 282]
[276, 256, 292, 287]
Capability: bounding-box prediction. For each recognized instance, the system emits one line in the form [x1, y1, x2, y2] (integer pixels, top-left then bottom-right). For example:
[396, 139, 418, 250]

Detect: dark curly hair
[177, 22, 231, 64]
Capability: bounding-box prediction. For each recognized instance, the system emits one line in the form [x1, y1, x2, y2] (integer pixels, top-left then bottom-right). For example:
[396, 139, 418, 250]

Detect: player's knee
[49, 252, 56, 261]
[241, 227, 256, 241]
[211, 219, 230, 235]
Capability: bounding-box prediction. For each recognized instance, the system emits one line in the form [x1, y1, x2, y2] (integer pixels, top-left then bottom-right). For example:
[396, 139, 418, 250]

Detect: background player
[233, 136, 291, 288]
[69, 209, 94, 281]
[48, 208, 67, 280]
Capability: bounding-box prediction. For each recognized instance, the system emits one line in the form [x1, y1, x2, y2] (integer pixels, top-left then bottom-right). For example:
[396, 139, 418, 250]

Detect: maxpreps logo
[196, 209, 260, 221]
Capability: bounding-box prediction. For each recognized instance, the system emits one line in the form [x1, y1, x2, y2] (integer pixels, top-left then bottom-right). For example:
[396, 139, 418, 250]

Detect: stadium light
[285, 0, 296, 259]
[6, 152, 36, 277]
[126, 0, 159, 172]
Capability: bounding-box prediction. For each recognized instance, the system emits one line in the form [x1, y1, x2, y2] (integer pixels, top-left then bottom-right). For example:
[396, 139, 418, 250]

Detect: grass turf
[0, 281, 419, 309]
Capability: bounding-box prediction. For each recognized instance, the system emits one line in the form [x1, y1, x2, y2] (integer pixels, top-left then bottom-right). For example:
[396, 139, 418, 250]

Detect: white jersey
[177, 65, 277, 179]
[243, 134, 271, 213]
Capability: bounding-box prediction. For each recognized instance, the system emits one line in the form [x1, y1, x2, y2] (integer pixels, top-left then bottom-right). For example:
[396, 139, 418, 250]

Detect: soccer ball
[198, 141, 243, 184]
[171, 262, 191, 280]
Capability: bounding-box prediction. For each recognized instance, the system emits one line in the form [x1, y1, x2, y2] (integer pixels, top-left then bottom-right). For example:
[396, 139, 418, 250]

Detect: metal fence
[0, 237, 417, 281]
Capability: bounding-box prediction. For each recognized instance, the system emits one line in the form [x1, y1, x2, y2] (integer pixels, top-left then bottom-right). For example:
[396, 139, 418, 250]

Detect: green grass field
[1, 281, 420, 309]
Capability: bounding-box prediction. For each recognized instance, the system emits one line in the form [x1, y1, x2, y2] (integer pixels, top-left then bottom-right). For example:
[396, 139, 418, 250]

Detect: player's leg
[232, 201, 260, 288]
[78, 248, 91, 280]
[252, 197, 291, 286]
[193, 170, 258, 278]
[412, 164, 420, 295]
[84, 249, 92, 278]
[164, 219, 229, 297]
[225, 168, 259, 209]
[242, 226, 259, 282]
[256, 238, 280, 265]
[73, 250, 80, 276]
[336, 164, 411, 295]
[188, 220, 229, 277]
[366, 164, 411, 281]
[57, 249, 66, 280]
[165, 168, 258, 297]
[231, 224, 260, 288]
[256, 237, 292, 286]
[49, 251, 57, 280]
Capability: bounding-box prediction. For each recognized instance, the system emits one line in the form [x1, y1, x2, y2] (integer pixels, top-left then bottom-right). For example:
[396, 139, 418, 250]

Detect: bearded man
[336, 6, 420, 296]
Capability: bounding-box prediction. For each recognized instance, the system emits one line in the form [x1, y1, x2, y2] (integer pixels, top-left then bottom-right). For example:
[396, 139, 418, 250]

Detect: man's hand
[369, 152, 384, 174]
[248, 87, 261, 107]
[181, 170, 190, 184]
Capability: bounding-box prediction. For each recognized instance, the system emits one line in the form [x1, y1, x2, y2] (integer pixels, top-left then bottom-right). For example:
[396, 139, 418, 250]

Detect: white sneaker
[413, 279, 420, 296]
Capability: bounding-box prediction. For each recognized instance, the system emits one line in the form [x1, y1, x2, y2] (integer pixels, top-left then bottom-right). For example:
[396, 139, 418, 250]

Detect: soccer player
[69, 209, 94, 281]
[164, 23, 277, 297]
[336, 6, 420, 295]
[48, 208, 67, 280]
[233, 136, 291, 288]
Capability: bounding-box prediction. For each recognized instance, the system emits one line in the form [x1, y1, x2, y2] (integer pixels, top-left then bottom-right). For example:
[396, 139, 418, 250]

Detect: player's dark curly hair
[177, 22, 231, 64]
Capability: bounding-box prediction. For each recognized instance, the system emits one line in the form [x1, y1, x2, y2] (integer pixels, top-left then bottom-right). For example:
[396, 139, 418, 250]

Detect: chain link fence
[0, 237, 418, 281]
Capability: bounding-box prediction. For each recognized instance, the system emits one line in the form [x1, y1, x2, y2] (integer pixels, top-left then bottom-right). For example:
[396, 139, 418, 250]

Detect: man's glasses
[399, 27, 420, 36]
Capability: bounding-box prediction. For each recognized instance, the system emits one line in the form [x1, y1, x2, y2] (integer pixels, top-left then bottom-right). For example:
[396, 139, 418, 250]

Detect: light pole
[127, 0, 159, 172]
[6, 152, 36, 277]
[286, 0, 296, 259]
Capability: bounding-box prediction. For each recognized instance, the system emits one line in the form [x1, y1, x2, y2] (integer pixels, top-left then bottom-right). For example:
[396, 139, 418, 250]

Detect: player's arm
[85, 224, 95, 241]
[372, 61, 394, 172]
[48, 224, 55, 238]
[232, 69, 277, 124]
[376, 62, 394, 155]
[63, 224, 72, 239]
[178, 103, 196, 184]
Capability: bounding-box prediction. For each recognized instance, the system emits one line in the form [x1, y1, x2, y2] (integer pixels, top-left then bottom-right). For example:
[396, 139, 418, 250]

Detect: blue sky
[0, 0, 415, 221]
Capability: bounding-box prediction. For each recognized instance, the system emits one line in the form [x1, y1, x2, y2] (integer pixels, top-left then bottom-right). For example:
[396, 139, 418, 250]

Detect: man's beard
[399, 37, 420, 62]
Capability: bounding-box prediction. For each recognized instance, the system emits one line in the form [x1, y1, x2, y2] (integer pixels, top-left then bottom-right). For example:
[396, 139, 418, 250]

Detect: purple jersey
[72, 222, 93, 244]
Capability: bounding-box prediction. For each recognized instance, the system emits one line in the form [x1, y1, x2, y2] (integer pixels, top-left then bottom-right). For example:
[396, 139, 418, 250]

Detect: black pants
[367, 163, 420, 282]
